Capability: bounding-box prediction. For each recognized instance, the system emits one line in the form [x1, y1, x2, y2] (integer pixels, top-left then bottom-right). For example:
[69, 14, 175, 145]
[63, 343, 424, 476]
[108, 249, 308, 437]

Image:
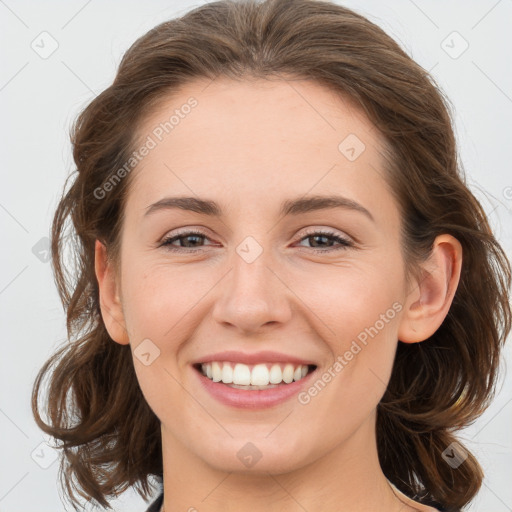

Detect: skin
[95, 77, 462, 512]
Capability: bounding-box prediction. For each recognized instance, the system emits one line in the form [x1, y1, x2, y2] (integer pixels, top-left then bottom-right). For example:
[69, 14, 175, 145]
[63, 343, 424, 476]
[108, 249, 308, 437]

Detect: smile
[196, 361, 316, 389]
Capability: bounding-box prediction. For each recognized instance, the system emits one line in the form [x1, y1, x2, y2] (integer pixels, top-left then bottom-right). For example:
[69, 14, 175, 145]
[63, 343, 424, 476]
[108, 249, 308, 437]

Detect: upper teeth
[200, 362, 310, 386]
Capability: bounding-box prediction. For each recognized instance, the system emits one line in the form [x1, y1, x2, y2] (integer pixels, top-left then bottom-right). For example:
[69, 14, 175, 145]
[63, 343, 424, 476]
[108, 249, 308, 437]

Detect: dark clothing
[145, 492, 163, 512]
[144, 491, 460, 511]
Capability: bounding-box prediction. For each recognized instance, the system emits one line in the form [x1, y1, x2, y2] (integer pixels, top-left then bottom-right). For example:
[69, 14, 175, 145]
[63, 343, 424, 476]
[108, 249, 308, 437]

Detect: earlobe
[94, 239, 130, 345]
[398, 234, 463, 344]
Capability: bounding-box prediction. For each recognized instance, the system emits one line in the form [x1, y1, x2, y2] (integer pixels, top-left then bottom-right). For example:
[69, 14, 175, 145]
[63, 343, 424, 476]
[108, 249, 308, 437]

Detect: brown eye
[296, 230, 353, 252]
[160, 230, 212, 252]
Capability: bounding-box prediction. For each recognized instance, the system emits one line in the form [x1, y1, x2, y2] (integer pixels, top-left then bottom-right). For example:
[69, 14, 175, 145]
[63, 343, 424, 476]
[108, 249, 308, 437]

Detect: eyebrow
[144, 194, 374, 222]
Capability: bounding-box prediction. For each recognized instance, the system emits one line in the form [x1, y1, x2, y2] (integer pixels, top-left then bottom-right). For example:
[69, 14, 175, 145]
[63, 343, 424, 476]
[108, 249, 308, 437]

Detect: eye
[159, 228, 353, 253]
[295, 229, 353, 253]
[160, 229, 213, 252]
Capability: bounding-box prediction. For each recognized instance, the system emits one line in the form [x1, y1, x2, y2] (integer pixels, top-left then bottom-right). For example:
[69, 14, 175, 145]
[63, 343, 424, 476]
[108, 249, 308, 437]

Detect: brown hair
[32, 0, 511, 510]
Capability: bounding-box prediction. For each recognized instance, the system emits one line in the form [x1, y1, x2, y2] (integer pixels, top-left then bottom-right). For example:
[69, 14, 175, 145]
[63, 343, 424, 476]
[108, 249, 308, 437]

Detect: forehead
[136, 76, 378, 155]
[127, 76, 395, 223]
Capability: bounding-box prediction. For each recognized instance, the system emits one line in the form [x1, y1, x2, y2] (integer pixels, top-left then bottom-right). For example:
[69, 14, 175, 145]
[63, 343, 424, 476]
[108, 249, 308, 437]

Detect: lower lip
[193, 366, 317, 409]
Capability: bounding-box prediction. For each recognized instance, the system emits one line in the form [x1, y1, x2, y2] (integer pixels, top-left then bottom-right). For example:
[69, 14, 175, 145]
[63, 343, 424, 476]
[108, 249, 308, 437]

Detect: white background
[1, 0, 511, 511]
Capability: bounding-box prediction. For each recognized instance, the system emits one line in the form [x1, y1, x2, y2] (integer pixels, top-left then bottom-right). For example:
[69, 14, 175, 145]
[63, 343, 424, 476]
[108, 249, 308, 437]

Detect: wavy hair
[32, 0, 511, 510]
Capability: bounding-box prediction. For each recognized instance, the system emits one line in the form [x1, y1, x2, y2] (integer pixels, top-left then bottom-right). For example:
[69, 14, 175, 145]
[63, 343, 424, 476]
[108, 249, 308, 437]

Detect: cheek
[299, 286, 402, 446]
[120, 257, 213, 342]
[295, 258, 404, 342]
[305, 261, 404, 399]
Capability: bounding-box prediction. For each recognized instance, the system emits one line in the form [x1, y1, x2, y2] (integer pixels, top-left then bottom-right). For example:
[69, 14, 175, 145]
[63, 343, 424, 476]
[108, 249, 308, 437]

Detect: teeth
[199, 361, 312, 387]
[222, 363, 233, 384]
[250, 364, 269, 385]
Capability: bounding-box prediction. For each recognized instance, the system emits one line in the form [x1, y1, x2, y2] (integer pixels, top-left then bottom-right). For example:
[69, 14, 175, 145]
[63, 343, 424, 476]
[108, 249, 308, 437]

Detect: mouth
[192, 362, 318, 390]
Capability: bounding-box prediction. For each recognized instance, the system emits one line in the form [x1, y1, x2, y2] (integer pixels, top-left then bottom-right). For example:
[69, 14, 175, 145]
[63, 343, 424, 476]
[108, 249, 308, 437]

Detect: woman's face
[111, 77, 414, 473]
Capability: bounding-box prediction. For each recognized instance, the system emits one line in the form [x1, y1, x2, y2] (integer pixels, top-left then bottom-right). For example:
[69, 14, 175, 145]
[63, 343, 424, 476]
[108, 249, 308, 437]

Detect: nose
[211, 249, 293, 335]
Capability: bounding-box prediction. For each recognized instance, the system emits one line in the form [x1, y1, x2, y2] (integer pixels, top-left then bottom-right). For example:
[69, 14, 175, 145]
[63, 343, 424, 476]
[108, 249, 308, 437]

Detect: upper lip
[192, 350, 317, 367]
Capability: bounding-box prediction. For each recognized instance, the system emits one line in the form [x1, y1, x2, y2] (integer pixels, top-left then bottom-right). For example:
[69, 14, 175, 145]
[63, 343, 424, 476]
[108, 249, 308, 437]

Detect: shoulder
[387, 481, 461, 512]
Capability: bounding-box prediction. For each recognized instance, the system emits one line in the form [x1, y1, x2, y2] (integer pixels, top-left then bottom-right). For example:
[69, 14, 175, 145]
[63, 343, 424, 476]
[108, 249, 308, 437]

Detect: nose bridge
[212, 235, 292, 332]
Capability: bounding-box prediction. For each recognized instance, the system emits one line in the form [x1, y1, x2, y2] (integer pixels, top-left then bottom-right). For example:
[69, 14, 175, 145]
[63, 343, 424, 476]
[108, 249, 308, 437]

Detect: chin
[197, 435, 314, 475]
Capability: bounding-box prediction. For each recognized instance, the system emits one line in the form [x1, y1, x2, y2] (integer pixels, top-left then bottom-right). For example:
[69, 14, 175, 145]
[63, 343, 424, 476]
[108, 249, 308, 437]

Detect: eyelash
[160, 229, 354, 254]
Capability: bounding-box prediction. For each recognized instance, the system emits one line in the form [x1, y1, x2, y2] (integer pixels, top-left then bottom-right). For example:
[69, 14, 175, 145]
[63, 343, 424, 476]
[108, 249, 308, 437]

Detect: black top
[144, 491, 460, 511]
[145, 491, 163, 512]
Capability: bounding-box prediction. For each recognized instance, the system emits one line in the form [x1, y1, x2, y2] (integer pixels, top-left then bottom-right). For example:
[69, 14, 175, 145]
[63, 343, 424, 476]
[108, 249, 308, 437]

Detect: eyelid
[298, 226, 355, 244]
[160, 225, 354, 241]
[159, 225, 357, 253]
[159, 226, 218, 245]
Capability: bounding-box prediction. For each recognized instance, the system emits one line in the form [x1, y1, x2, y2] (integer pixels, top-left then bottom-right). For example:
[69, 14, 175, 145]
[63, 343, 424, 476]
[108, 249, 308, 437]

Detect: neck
[158, 412, 408, 512]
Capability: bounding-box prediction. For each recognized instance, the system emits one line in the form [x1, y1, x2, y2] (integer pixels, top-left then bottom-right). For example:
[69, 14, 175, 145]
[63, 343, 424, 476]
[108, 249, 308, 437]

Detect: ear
[94, 239, 130, 345]
[398, 234, 462, 343]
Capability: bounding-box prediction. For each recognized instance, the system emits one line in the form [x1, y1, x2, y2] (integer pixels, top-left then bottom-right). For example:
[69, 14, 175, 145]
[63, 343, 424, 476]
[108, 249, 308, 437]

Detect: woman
[31, 0, 511, 511]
